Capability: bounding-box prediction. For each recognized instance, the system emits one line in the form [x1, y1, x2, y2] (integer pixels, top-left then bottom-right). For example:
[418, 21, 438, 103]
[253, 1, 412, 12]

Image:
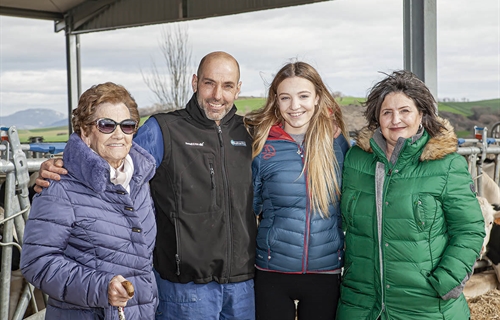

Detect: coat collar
[185, 93, 238, 128]
[63, 133, 156, 192]
[268, 124, 295, 142]
[355, 117, 457, 161]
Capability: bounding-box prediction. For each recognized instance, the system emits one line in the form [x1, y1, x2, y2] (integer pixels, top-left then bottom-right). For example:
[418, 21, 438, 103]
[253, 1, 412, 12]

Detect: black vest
[151, 94, 256, 284]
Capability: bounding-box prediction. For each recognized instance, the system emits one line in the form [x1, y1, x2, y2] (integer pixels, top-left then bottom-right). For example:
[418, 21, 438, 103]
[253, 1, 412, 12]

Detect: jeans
[154, 269, 255, 320]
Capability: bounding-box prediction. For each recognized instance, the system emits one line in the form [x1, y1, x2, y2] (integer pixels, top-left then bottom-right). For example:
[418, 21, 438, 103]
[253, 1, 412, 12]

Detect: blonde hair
[244, 62, 347, 217]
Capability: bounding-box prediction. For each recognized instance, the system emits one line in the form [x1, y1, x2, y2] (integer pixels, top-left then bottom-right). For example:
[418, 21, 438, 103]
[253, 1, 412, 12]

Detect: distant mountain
[49, 119, 69, 127]
[0, 109, 67, 129]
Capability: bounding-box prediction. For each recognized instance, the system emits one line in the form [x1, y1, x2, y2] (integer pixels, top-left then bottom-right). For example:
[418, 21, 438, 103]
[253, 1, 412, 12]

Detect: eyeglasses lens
[120, 121, 137, 134]
[96, 119, 137, 134]
[97, 119, 116, 133]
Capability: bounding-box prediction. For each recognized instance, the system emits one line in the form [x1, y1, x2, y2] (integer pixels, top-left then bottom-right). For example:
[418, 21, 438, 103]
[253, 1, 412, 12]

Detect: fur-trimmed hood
[354, 117, 457, 161]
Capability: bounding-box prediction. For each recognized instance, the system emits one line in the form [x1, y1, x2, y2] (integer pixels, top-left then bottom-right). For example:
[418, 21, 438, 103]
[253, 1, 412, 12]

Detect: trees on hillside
[141, 24, 193, 111]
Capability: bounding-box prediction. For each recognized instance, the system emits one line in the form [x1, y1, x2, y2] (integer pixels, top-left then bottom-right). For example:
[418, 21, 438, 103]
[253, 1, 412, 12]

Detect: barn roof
[0, 0, 437, 133]
[0, 0, 330, 34]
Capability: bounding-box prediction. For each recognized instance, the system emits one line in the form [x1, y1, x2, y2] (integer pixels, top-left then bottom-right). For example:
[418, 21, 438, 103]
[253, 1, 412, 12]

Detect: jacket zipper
[297, 144, 311, 273]
[175, 253, 181, 276]
[171, 211, 182, 276]
[378, 161, 396, 316]
[209, 162, 216, 207]
[217, 125, 231, 283]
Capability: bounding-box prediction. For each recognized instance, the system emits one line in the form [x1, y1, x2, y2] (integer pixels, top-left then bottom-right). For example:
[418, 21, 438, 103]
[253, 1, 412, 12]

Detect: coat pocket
[341, 190, 361, 231]
[412, 194, 439, 232]
[180, 154, 221, 214]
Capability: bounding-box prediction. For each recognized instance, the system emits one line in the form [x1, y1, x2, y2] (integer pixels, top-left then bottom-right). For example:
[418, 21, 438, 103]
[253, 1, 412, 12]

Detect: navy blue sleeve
[334, 133, 350, 188]
[334, 134, 349, 167]
[134, 117, 164, 168]
[252, 156, 263, 216]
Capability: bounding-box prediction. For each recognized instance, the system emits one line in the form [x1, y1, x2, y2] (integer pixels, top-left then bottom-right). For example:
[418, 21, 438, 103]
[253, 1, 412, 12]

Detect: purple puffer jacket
[21, 133, 157, 320]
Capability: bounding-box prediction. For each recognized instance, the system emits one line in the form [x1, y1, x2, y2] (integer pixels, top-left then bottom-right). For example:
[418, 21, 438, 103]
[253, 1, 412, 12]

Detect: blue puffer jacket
[252, 125, 349, 273]
[21, 133, 158, 320]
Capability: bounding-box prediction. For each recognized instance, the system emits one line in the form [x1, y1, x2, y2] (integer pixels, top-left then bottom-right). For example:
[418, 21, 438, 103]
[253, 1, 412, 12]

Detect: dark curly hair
[364, 70, 445, 137]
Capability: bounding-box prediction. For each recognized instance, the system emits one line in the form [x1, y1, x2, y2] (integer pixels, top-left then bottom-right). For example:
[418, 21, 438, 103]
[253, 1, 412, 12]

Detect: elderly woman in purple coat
[21, 82, 157, 319]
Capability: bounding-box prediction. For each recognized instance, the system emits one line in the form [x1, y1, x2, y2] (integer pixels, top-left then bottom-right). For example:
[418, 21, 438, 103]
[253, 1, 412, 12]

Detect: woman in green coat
[337, 70, 485, 320]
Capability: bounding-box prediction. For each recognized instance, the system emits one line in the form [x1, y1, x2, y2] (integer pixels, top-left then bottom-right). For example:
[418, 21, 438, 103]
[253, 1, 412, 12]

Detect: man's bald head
[192, 51, 242, 124]
[197, 51, 240, 82]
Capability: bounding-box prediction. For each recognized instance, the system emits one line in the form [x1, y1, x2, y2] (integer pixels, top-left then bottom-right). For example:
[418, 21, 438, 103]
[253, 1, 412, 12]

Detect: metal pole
[9, 126, 31, 244]
[0, 171, 16, 320]
[403, 0, 438, 103]
[66, 22, 81, 135]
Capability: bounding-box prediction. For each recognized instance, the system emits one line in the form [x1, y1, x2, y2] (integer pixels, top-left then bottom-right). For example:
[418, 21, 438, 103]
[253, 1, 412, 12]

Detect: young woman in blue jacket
[244, 62, 349, 320]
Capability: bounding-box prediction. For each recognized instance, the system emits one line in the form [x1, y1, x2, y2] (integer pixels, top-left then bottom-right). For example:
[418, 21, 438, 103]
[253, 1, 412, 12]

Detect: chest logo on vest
[231, 140, 247, 147]
[185, 142, 204, 147]
[262, 144, 276, 160]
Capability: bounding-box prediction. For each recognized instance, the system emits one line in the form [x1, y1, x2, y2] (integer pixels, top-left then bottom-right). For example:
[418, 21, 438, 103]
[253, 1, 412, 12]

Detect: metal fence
[0, 126, 64, 320]
[0, 122, 499, 318]
[458, 124, 500, 193]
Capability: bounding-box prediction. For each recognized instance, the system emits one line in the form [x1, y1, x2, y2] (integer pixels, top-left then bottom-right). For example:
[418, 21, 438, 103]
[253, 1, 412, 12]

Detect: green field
[235, 96, 364, 112]
[337, 96, 365, 106]
[438, 98, 500, 117]
[18, 126, 69, 143]
[13, 97, 498, 143]
[235, 97, 266, 114]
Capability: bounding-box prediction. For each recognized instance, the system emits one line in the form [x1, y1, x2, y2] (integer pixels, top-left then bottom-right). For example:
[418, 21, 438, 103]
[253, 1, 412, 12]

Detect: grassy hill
[438, 99, 500, 117]
[235, 96, 365, 114]
[13, 97, 499, 142]
[17, 126, 68, 143]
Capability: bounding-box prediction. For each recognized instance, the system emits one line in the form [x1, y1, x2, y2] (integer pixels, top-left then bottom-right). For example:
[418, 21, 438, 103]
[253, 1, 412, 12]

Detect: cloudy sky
[0, 0, 499, 118]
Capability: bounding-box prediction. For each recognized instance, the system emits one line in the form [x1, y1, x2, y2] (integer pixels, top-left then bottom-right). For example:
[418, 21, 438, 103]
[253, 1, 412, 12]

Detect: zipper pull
[175, 254, 181, 275]
[210, 166, 215, 189]
[216, 126, 223, 147]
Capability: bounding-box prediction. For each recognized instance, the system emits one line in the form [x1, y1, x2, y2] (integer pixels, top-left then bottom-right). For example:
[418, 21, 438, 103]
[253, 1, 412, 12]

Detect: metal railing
[0, 126, 65, 320]
[458, 122, 500, 272]
[1, 121, 499, 317]
[458, 123, 500, 195]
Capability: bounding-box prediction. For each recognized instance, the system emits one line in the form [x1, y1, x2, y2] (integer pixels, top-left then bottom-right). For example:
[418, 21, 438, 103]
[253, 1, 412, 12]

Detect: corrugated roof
[0, 0, 91, 20]
[0, 0, 329, 34]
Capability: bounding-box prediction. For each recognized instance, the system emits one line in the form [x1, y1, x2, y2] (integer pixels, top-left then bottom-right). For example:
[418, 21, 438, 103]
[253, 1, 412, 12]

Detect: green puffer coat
[337, 119, 485, 320]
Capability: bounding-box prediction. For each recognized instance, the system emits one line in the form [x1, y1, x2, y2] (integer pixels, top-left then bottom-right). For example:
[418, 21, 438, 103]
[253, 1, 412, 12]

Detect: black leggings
[255, 269, 340, 320]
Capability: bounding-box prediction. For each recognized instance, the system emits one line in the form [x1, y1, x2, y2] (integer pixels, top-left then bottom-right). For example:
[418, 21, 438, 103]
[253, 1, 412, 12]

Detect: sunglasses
[91, 118, 138, 135]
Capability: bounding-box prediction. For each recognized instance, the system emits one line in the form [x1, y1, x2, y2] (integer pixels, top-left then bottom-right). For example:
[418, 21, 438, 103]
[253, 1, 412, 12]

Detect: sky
[0, 0, 499, 118]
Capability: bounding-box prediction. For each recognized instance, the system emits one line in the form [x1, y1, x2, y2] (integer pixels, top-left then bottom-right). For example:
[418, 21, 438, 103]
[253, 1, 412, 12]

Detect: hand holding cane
[117, 280, 135, 320]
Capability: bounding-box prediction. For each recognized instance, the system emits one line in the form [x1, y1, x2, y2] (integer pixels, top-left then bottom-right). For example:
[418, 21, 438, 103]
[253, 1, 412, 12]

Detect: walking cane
[118, 280, 135, 320]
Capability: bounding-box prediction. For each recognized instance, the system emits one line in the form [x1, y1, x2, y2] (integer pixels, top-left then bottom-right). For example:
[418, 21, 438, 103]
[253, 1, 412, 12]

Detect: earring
[419, 123, 423, 130]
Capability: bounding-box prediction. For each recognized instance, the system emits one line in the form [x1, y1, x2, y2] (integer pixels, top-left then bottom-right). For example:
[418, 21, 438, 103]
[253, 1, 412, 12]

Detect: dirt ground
[468, 289, 500, 320]
[340, 104, 367, 134]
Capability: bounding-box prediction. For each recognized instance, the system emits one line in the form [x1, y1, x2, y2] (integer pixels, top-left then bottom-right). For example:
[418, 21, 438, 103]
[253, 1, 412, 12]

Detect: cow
[481, 171, 500, 205]
[477, 196, 500, 259]
[486, 203, 500, 285]
[482, 160, 495, 180]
